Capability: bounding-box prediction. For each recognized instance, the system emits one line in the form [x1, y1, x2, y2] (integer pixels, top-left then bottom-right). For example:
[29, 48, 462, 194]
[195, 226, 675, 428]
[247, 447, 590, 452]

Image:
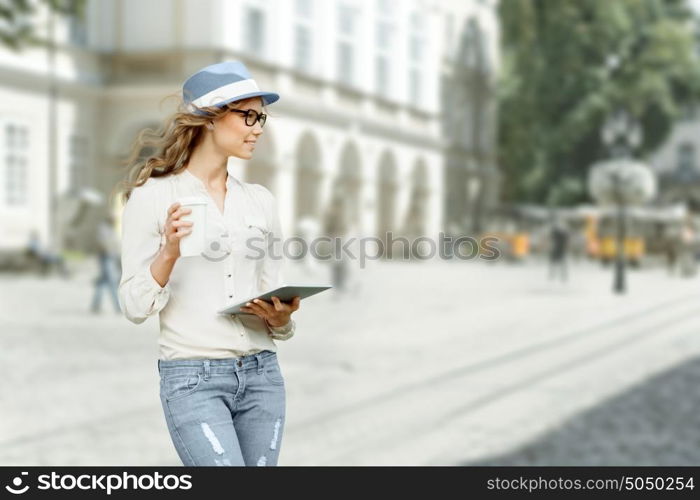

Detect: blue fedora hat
[182, 60, 280, 115]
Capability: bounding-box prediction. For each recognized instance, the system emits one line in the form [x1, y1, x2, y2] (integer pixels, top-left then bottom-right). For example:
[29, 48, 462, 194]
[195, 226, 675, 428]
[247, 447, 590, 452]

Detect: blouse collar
[181, 163, 241, 192]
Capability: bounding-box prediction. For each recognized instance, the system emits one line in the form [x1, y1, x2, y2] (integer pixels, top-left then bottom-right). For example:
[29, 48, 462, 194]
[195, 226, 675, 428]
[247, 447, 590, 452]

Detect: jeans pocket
[161, 372, 202, 402]
[262, 361, 285, 386]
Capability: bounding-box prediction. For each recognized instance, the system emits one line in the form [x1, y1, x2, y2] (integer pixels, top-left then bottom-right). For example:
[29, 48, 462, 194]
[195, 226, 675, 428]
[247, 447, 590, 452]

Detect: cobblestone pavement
[466, 357, 700, 466]
[1, 256, 699, 465]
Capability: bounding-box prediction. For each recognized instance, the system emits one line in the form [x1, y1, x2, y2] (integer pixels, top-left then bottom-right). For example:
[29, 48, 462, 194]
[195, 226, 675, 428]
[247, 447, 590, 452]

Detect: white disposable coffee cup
[176, 196, 207, 257]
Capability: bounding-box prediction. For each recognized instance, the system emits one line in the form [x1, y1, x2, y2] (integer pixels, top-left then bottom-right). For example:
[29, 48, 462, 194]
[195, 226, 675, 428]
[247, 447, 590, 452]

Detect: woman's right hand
[162, 202, 193, 260]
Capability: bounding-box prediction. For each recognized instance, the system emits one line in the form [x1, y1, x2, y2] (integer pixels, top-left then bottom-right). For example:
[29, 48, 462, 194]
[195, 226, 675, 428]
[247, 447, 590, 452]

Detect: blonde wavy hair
[112, 94, 268, 205]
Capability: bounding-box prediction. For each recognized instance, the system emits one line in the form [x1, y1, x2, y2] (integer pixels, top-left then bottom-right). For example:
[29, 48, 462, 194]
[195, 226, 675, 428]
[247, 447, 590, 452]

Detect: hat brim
[190, 91, 279, 115]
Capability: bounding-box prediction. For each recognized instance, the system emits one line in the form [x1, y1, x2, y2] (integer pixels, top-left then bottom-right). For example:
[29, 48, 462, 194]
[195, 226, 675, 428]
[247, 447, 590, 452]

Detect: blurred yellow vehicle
[598, 235, 645, 265]
[583, 211, 648, 266]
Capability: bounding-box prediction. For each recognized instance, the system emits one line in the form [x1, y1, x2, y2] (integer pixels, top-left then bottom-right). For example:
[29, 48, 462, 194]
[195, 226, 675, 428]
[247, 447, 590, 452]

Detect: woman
[116, 61, 300, 466]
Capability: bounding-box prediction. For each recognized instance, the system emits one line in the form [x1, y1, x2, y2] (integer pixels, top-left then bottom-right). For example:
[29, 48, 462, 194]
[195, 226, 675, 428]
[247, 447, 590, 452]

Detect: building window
[337, 42, 354, 85]
[69, 135, 88, 194]
[409, 34, 423, 61]
[409, 67, 421, 104]
[68, 9, 88, 47]
[336, 3, 359, 87]
[375, 0, 395, 98]
[682, 103, 698, 121]
[463, 18, 487, 72]
[295, 26, 312, 72]
[294, 0, 314, 72]
[408, 10, 425, 103]
[296, 0, 313, 18]
[678, 143, 696, 176]
[376, 22, 391, 49]
[3, 123, 29, 207]
[445, 14, 455, 60]
[338, 3, 356, 35]
[375, 56, 389, 97]
[244, 6, 266, 56]
[376, 0, 391, 16]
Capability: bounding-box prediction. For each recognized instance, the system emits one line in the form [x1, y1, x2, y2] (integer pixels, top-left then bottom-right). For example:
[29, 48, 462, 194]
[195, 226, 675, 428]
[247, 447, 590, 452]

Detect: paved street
[1, 256, 700, 465]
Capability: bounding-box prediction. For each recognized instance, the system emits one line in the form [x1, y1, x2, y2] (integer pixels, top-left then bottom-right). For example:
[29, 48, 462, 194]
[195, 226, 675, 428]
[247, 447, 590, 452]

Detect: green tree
[0, 0, 85, 50]
[498, 0, 700, 206]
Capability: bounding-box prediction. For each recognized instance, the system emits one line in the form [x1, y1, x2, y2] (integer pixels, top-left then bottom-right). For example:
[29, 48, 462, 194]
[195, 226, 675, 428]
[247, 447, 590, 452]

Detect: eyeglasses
[229, 109, 267, 128]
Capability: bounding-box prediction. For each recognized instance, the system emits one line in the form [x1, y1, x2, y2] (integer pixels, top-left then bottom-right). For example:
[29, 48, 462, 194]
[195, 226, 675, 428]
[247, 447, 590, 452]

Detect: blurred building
[440, 0, 500, 235]
[647, 103, 700, 212]
[0, 0, 500, 255]
[648, 2, 700, 214]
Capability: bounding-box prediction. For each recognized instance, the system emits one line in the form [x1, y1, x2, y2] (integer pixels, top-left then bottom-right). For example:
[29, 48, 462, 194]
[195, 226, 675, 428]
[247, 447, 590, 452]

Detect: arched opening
[445, 158, 469, 233]
[403, 159, 429, 238]
[295, 132, 323, 222]
[330, 142, 362, 230]
[376, 150, 398, 238]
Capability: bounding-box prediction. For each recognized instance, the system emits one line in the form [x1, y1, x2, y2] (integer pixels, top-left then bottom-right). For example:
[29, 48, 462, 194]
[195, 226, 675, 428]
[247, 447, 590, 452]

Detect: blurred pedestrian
[665, 236, 679, 276]
[662, 222, 681, 276]
[90, 215, 122, 313]
[324, 195, 350, 296]
[571, 227, 586, 263]
[548, 219, 569, 282]
[679, 222, 696, 278]
[25, 229, 70, 278]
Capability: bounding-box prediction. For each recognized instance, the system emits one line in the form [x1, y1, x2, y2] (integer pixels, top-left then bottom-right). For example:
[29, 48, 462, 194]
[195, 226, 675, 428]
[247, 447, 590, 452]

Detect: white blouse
[118, 162, 296, 360]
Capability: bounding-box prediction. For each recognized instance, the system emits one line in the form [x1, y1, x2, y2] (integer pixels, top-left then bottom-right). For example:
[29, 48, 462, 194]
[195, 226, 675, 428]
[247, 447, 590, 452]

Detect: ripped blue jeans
[158, 350, 286, 466]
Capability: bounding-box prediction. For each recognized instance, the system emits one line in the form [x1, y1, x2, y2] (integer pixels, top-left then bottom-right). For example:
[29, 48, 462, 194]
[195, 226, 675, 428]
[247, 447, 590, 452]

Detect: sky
[689, 0, 700, 14]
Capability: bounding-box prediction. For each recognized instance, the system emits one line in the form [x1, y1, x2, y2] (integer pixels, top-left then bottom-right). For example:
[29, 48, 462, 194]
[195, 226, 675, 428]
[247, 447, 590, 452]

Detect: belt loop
[255, 353, 263, 374]
[203, 360, 210, 381]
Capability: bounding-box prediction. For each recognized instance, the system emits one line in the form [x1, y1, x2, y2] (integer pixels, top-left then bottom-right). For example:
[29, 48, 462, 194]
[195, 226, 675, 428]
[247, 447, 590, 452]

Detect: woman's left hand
[240, 296, 300, 327]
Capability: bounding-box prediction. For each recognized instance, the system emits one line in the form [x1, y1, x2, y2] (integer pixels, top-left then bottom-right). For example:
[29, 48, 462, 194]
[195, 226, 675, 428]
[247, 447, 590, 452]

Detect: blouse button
[228, 295, 233, 298]
[227, 274, 232, 278]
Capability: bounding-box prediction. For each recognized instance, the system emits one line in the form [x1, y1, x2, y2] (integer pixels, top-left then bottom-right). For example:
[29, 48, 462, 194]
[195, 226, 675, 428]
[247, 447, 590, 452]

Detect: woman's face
[210, 97, 264, 160]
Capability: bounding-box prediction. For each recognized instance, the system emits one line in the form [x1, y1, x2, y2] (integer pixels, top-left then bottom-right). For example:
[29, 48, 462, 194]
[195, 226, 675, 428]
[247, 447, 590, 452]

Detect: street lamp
[588, 110, 656, 294]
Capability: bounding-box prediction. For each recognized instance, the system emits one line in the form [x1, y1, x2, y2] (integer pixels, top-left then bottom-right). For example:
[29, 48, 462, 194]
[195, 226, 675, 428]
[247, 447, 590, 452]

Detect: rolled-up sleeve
[265, 318, 296, 340]
[118, 183, 171, 324]
[257, 186, 296, 341]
